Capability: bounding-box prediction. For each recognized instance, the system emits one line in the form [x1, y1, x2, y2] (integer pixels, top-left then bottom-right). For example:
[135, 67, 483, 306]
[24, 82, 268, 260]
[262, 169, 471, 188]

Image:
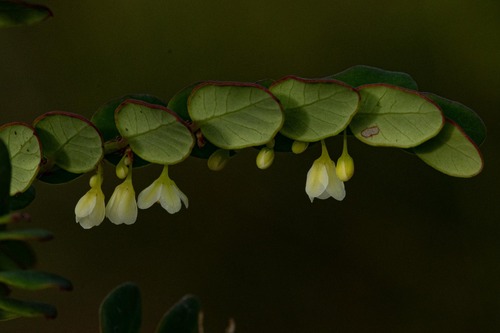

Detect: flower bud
[207, 149, 231, 171]
[256, 147, 274, 170]
[336, 152, 354, 181]
[292, 141, 309, 154]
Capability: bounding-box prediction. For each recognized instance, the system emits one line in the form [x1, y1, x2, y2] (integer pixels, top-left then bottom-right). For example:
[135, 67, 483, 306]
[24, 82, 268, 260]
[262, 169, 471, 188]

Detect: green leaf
[0, 139, 11, 217]
[0, 1, 52, 28]
[0, 297, 56, 319]
[92, 94, 167, 142]
[155, 295, 200, 333]
[115, 100, 195, 165]
[33, 112, 103, 174]
[0, 270, 72, 291]
[269, 76, 359, 142]
[38, 166, 82, 184]
[0, 309, 20, 321]
[0, 240, 36, 270]
[413, 120, 483, 177]
[188, 82, 284, 149]
[9, 185, 35, 210]
[423, 93, 486, 146]
[0, 123, 41, 196]
[0, 229, 52, 241]
[330, 65, 419, 90]
[350, 84, 444, 148]
[100, 282, 141, 333]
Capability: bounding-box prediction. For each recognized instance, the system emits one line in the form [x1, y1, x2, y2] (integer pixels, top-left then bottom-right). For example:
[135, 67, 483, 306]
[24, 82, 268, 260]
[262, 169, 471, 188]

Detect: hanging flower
[336, 131, 355, 181]
[137, 165, 188, 214]
[106, 154, 137, 225]
[305, 140, 346, 202]
[256, 146, 274, 170]
[75, 164, 105, 229]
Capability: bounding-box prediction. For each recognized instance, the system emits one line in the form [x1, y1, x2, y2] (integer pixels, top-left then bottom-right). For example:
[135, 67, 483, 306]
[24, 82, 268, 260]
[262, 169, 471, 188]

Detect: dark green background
[1, 1, 499, 332]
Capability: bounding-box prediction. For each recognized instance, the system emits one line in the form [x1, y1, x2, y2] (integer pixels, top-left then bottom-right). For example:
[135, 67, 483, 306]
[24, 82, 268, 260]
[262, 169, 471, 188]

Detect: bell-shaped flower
[137, 165, 188, 214]
[305, 140, 346, 202]
[75, 165, 105, 229]
[106, 164, 137, 225]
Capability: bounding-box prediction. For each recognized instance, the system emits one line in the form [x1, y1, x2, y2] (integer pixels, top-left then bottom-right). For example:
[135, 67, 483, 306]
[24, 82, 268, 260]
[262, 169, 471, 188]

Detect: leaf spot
[361, 126, 380, 138]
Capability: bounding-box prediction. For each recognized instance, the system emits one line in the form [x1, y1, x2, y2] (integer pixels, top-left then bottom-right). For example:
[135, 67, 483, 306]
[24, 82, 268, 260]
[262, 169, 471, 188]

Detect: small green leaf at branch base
[350, 84, 444, 148]
[0, 123, 41, 196]
[155, 295, 201, 333]
[100, 282, 141, 333]
[0, 229, 52, 241]
[270, 76, 360, 142]
[188, 82, 284, 149]
[0, 297, 57, 319]
[0, 270, 72, 291]
[0, 1, 52, 28]
[115, 100, 195, 165]
[413, 120, 483, 177]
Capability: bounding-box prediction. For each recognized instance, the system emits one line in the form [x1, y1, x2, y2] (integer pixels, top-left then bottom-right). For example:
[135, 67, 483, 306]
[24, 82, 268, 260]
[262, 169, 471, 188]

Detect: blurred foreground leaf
[0, 270, 72, 291]
[0, 297, 56, 319]
[331, 65, 419, 90]
[155, 295, 200, 333]
[100, 282, 141, 333]
[0, 0, 52, 28]
[0, 139, 10, 216]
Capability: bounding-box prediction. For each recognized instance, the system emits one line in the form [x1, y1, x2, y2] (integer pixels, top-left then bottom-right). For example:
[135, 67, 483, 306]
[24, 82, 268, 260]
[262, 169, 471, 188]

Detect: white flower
[106, 167, 137, 225]
[75, 165, 105, 229]
[305, 140, 346, 202]
[138, 165, 188, 214]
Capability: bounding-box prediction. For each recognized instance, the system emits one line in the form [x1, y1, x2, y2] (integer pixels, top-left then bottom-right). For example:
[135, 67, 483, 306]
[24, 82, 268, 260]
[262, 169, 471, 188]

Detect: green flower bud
[256, 147, 274, 170]
[208, 149, 231, 171]
[292, 141, 309, 154]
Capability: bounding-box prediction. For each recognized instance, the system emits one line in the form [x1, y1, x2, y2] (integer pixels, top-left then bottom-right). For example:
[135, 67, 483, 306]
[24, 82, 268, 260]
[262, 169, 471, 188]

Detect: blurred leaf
[0, 229, 52, 241]
[350, 84, 444, 147]
[0, 139, 10, 217]
[155, 295, 201, 333]
[423, 93, 486, 146]
[0, 240, 36, 270]
[0, 309, 20, 321]
[38, 166, 82, 184]
[0, 123, 41, 196]
[0, 270, 72, 291]
[413, 120, 483, 177]
[269, 76, 359, 142]
[255, 78, 275, 89]
[330, 65, 419, 90]
[33, 112, 103, 174]
[0, 0, 52, 28]
[100, 282, 141, 333]
[9, 185, 35, 210]
[115, 100, 194, 165]
[188, 82, 284, 149]
[0, 297, 56, 319]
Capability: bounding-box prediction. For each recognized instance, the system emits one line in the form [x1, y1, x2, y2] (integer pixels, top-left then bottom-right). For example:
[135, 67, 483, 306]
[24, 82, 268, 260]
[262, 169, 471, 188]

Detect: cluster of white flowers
[75, 155, 188, 229]
[75, 135, 353, 228]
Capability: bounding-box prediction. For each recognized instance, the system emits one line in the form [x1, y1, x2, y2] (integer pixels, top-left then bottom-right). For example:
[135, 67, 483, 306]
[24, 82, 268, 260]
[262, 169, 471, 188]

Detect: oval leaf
[0, 1, 52, 28]
[115, 100, 194, 165]
[100, 282, 141, 333]
[270, 76, 359, 142]
[0, 123, 41, 196]
[155, 295, 200, 333]
[423, 93, 486, 146]
[330, 65, 419, 90]
[188, 82, 284, 149]
[350, 84, 444, 147]
[0, 297, 56, 319]
[0, 270, 72, 291]
[413, 120, 483, 177]
[33, 112, 103, 174]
